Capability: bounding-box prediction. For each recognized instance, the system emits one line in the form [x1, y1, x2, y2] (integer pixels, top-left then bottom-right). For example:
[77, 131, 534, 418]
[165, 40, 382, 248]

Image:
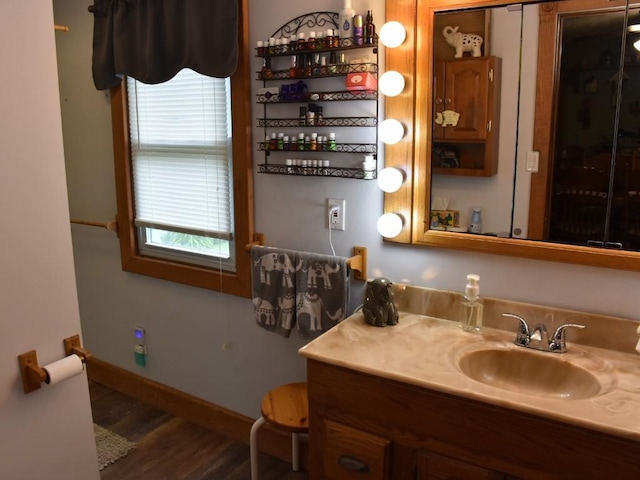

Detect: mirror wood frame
[383, 0, 640, 271]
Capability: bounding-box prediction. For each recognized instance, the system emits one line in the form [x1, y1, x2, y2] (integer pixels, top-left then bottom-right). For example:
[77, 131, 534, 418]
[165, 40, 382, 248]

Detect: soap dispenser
[460, 274, 483, 333]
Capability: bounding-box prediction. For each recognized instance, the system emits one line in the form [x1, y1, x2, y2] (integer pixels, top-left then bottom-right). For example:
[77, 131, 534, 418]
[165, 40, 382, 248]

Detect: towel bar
[70, 218, 118, 233]
[245, 233, 265, 252]
[245, 236, 367, 280]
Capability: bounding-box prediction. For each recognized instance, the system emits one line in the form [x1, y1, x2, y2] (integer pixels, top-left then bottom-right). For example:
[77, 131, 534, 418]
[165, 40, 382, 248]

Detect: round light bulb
[635, 38, 640, 52]
[377, 213, 404, 238]
[377, 167, 404, 193]
[379, 21, 407, 48]
[379, 71, 405, 97]
[379, 119, 405, 145]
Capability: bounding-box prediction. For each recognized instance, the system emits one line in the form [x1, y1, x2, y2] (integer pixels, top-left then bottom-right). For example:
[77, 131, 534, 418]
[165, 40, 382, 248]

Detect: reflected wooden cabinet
[432, 56, 501, 177]
[307, 359, 640, 479]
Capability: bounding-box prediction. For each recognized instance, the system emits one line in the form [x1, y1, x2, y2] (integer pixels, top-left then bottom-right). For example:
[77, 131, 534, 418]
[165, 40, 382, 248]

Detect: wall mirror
[384, 0, 640, 271]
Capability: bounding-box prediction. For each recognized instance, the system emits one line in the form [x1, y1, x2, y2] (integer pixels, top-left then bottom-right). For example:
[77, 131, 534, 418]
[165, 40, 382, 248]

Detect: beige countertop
[299, 311, 640, 442]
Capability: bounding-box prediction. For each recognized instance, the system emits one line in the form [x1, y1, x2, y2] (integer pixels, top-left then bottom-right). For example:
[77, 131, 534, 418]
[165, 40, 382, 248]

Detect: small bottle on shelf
[353, 15, 364, 46]
[264, 134, 270, 151]
[289, 55, 298, 78]
[328, 51, 338, 74]
[261, 56, 272, 79]
[362, 155, 376, 179]
[306, 106, 315, 126]
[325, 29, 334, 49]
[312, 53, 321, 76]
[256, 40, 264, 56]
[296, 32, 306, 51]
[318, 134, 326, 151]
[338, 53, 349, 74]
[365, 10, 376, 45]
[304, 54, 312, 76]
[319, 56, 328, 75]
[268, 37, 276, 55]
[277, 132, 284, 151]
[328, 132, 337, 151]
[310, 133, 318, 151]
[316, 106, 324, 126]
[298, 132, 306, 151]
[269, 132, 277, 151]
[299, 106, 307, 126]
[307, 31, 317, 51]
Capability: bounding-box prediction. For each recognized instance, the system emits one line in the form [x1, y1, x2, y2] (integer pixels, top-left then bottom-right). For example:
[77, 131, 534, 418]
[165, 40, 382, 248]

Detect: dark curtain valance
[91, 0, 238, 90]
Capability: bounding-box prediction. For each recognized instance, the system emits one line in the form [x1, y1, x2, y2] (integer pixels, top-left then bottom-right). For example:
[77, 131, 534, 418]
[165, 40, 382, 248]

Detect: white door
[0, 2, 99, 479]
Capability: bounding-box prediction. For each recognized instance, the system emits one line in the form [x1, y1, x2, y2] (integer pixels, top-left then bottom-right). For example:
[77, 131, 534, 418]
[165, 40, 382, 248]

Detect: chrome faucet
[502, 313, 585, 353]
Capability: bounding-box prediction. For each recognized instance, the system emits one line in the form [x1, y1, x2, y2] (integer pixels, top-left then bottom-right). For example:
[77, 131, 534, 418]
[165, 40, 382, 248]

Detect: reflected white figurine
[443, 26, 483, 58]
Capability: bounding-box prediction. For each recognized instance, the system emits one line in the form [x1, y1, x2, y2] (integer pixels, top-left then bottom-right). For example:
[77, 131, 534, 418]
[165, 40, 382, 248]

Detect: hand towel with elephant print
[251, 246, 299, 337]
[295, 251, 349, 339]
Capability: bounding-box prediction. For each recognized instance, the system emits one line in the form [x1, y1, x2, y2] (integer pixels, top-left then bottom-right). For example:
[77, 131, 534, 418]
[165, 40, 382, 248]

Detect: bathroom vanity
[299, 286, 640, 479]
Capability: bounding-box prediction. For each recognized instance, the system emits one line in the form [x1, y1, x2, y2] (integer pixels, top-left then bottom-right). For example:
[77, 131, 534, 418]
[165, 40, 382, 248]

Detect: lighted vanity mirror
[385, 0, 640, 271]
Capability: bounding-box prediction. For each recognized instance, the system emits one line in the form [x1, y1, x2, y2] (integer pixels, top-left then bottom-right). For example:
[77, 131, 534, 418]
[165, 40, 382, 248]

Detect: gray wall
[1, 2, 98, 477]
[55, 0, 640, 420]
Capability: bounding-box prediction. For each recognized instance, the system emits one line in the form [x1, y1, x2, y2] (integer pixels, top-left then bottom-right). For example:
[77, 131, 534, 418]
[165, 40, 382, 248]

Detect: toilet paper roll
[43, 354, 84, 385]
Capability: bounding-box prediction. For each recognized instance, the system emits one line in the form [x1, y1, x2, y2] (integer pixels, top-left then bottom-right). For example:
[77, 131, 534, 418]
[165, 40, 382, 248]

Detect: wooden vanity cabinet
[307, 359, 640, 480]
[432, 56, 501, 177]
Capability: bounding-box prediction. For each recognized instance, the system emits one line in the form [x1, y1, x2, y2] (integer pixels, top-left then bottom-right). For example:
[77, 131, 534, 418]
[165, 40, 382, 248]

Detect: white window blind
[127, 69, 234, 241]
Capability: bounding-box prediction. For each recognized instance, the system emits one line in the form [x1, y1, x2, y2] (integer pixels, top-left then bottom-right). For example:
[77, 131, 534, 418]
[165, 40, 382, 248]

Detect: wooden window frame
[109, 0, 254, 298]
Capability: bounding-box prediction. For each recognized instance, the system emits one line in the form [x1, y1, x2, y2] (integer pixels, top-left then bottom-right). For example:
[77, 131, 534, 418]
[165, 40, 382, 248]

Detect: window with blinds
[127, 69, 235, 270]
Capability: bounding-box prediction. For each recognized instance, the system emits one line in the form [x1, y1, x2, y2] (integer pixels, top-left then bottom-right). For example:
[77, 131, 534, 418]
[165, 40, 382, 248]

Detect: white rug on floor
[94, 423, 136, 470]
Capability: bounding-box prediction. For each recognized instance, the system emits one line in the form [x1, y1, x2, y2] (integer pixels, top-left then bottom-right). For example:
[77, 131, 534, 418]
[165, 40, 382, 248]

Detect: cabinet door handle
[435, 97, 443, 105]
[444, 97, 452, 104]
[338, 455, 370, 472]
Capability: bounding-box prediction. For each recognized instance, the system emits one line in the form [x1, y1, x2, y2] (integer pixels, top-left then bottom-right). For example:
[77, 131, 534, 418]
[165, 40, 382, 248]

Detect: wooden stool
[249, 382, 308, 480]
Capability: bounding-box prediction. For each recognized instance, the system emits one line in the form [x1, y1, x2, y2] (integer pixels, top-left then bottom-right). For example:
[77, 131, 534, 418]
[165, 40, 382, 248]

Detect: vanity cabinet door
[321, 419, 391, 480]
[416, 451, 519, 480]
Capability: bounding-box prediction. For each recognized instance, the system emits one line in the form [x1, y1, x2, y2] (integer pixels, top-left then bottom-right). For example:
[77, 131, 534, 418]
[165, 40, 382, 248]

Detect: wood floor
[89, 381, 308, 480]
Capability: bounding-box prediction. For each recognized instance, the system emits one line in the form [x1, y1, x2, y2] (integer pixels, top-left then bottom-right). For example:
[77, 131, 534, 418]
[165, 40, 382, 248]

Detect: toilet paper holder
[18, 334, 92, 394]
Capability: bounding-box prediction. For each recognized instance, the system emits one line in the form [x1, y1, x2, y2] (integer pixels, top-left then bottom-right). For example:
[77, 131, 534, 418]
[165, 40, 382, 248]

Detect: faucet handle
[502, 313, 531, 347]
[549, 323, 585, 353]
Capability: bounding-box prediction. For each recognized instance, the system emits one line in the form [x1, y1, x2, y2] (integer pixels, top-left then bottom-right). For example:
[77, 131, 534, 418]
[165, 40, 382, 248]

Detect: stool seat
[250, 382, 308, 480]
[261, 382, 308, 433]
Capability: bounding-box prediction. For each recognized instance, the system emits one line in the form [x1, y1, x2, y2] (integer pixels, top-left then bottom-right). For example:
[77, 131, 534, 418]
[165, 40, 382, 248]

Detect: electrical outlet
[328, 198, 346, 231]
[526, 151, 539, 172]
[134, 326, 147, 367]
